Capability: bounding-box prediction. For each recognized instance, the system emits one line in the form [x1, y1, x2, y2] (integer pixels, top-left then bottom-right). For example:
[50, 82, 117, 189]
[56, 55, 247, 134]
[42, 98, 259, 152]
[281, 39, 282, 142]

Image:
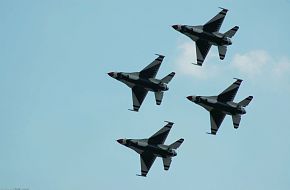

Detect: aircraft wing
[195, 40, 212, 66]
[131, 86, 148, 111]
[148, 121, 174, 145]
[203, 8, 228, 33]
[139, 151, 157, 177]
[139, 54, 165, 79]
[217, 79, 243, 103]
[210, 109, 226, 135]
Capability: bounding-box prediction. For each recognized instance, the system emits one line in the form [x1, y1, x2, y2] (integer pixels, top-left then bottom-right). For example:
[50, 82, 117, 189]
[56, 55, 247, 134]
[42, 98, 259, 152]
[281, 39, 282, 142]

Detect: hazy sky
[0, 0, 290, 190]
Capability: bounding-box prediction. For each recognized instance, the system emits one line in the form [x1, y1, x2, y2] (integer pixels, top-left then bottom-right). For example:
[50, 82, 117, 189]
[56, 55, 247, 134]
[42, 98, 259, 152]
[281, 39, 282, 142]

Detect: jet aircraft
[187, 78, 253, 135]
[172, 7, 239, 66]
[117, 121, 184, 177]
[108, 54, 175, 112]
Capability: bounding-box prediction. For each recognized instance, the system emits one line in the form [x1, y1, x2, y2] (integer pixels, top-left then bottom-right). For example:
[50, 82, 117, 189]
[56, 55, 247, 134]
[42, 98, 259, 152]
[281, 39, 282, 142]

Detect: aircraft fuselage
[194, 96, 246, 115]
[121, 139, 176, 158]
[115, 72, 168, 92]
[179, 25, 232, 46]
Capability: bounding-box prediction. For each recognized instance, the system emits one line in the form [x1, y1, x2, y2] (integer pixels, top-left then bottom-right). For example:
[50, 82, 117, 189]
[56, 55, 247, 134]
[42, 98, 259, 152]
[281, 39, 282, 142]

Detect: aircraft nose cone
[187, 96, 193, 100]
[116, 139, 123, 144]
[172, 25, 178, 30]
[107, 72, 114, 77]
[187, 96, 198, 102]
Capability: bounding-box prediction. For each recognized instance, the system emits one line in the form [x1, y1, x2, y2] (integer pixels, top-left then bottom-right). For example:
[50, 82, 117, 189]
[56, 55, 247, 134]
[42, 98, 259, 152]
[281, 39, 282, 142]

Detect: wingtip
[128, 109, 138, 112]
[233, 77, 243, 81]
[155, 53, 165, 58]
[218, 7, 228, 11]
[164, 120, 174, 125]
[192, 63, 202, 66]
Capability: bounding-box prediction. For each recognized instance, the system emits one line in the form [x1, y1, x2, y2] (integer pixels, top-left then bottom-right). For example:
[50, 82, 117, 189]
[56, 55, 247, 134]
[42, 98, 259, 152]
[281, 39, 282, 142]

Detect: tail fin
[161, 72, 175, 84]
[224, 26, 239, 38]
[169, 138, 184, 149]
[238, 96, 253, 107]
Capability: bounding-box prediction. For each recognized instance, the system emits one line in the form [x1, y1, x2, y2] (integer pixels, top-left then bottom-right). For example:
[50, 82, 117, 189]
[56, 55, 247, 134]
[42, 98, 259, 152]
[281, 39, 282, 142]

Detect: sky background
[0, 0, 290, 189]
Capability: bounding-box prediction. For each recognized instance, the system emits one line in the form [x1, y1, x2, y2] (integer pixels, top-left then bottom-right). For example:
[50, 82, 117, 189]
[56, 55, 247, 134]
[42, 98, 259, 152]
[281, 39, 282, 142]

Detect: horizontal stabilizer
[154, 91, 164, 105]
[218, 45, 227, 60]
[232, 114, 241, 129]
[238, 96, 253, 107]
[169, 138, 184, 149]
[162, 157, 172, 171]
[224, 26, 239, 38]
[161, 72, 175, 84]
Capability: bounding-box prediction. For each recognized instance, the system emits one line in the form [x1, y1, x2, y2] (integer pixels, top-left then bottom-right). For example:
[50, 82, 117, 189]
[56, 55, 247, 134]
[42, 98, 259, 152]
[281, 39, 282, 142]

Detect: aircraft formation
[108, 7, 253, 177]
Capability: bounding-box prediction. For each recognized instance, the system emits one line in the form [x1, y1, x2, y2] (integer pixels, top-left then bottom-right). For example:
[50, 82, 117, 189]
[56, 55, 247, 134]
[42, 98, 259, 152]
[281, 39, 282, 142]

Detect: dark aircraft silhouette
[108, 54, 175, 111]
[117, 121, 184, 177]
[187, 78, 253, 135]
[172, 8, 239, 66]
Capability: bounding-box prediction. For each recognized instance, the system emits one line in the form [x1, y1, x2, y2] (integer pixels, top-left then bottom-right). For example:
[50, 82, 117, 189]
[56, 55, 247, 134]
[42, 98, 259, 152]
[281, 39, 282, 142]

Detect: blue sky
[0, 0, 290, 189]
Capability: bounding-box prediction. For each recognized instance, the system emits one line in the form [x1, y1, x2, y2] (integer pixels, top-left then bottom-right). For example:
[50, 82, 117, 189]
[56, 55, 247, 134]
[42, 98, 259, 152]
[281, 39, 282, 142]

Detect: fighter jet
[186, 78, 253, 135]
[172, 7, 239, 66]
[117, 121, 184, 177]
[108, 54, 175, 112]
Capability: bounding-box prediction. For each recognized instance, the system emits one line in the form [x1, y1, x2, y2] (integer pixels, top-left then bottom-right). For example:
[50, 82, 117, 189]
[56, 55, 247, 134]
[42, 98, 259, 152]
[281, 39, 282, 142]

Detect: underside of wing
[195, 40, 212, 66]
[140, 54, 165, 79]
[140, 151, 157, 177]
[131, 86, 148, 111]
[148, 121, 174, 145]
[210, 110, 226, 135]
[203, 8, 228, 33]
[217, 79, 242, 102]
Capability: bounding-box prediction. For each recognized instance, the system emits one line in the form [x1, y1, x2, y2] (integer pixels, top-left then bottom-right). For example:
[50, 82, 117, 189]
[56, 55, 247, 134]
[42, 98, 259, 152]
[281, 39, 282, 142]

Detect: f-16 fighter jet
[108, 54, 175, 112]
[117, 121, 184, 177]
[187, 78, 253, 135]
[172, 8, 239, 66]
